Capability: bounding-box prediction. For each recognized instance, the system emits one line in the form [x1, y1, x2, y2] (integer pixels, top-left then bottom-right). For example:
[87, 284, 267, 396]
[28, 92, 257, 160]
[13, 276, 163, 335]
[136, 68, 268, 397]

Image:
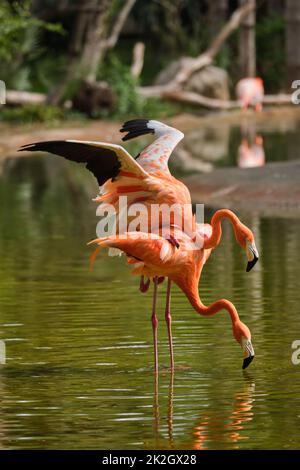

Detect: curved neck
[204, 209, 240, 250]
[184, 281, 239, 325]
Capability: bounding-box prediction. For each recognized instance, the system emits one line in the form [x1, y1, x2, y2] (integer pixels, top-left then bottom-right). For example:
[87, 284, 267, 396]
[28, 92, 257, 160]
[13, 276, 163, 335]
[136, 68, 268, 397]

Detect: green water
[0, 155, 300, 450]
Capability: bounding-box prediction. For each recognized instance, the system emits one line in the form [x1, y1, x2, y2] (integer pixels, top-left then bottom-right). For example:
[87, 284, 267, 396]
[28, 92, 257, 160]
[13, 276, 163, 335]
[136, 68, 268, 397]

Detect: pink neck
[180, 279, 239, 325]
[191, 294, 238, 324]
[204, 209, 240, 250]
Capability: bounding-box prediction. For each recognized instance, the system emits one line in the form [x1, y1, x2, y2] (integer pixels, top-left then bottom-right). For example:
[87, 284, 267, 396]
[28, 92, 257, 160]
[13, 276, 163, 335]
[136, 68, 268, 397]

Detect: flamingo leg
[165, 278, 174, 370]
[151, 277, 159, 372]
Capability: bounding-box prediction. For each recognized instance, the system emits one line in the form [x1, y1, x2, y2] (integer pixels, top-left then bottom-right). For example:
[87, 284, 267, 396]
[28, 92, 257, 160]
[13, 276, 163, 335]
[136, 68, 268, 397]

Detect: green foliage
[100, 54, 179, 120]
[100, 55, 143, 117]
[0, 104, 83, 124]
[0, 1, 63, 61]
[0, 0, 63, 92]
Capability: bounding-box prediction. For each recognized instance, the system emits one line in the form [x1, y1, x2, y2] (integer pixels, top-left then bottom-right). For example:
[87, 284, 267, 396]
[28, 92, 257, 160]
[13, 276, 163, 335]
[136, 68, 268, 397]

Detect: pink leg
[165, 278, 174, 370]
[152, 277, 159, 372]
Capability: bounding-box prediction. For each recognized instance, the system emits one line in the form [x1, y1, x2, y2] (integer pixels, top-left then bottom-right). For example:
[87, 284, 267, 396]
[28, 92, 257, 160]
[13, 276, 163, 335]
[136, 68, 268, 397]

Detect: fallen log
[5, 90, 46, 106]
[138, 87, 292, 109]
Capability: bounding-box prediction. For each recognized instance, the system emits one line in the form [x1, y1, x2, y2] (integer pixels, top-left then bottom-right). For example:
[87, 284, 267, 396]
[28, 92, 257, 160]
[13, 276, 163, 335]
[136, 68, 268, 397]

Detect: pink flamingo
[89, 209, 258, 371]
[236, 78, 264, 111]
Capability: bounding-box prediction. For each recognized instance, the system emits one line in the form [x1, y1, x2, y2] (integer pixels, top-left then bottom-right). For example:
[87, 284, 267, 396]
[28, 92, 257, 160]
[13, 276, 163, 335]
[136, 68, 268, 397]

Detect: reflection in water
[152, 371, 254, 450]
[191, 376, 255, 450]
[238, 135, 265, 169]
[238, 119, 265, 169]
[170, 110, 300, 174]
[1, 155, 300, 449]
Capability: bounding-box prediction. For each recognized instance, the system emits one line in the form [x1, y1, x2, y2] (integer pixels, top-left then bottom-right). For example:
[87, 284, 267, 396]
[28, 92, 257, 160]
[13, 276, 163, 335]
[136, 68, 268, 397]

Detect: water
[167, 110, 300, 174]
[0, 144, 300, 449]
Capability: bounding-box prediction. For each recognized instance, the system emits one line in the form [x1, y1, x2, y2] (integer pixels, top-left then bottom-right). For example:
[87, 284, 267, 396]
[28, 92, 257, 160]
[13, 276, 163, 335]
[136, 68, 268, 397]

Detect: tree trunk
[285, 0, 300, 86]
[239, 0, 256, 77]
[79, 0, 110, 83]
[207, 0, 228, 37]
[267, 0, 284, 15]
[48, 0, 136, 106]
[130, 42, 145, 79]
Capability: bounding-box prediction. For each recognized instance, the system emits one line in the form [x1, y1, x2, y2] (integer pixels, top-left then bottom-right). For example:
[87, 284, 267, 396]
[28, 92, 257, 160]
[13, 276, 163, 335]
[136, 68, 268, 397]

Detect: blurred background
[1, 0, 300, 451]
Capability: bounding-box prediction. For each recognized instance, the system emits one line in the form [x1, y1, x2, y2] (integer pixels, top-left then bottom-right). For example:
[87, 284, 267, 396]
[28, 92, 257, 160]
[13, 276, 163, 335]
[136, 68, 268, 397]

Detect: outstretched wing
[120, 119, 184, 174]
[18, 140, 148, 186]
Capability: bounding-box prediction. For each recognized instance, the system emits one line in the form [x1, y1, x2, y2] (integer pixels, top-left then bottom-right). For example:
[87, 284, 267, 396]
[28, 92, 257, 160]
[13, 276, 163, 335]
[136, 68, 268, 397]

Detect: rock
[154, 59, 230, 101]
[72, 80, 117, 117]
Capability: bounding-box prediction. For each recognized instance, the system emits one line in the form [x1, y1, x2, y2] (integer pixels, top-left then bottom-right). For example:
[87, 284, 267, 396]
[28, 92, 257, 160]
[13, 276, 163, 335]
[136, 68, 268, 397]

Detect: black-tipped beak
[246, 255, 258, 272]
[246, 241, 259, 272]
[242, 355, 254, 369]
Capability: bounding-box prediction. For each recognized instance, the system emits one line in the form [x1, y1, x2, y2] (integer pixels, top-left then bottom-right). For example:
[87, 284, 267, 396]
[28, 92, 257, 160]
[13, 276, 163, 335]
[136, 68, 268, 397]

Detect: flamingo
[236, 77, 264, 112]
[88, 209, 258, 371]
[19, 119, 259, 371]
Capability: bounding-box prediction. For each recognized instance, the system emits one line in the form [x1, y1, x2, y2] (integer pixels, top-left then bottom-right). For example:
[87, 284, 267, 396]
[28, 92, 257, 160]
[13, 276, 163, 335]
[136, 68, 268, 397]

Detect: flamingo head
[233, 320, 255, 369]
[234, 224, 259, 272]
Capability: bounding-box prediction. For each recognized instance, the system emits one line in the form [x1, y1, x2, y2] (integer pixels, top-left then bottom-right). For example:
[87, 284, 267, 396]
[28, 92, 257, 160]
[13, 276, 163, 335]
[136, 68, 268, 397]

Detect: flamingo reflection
[238, 135, 265, 168]
[152, 372, 255, 450]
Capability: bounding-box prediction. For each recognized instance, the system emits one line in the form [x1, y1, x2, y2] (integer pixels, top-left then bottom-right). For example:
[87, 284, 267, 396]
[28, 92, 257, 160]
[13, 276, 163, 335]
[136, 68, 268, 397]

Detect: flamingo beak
[242, 338, 255, 369]
[246, 241, 259, 272]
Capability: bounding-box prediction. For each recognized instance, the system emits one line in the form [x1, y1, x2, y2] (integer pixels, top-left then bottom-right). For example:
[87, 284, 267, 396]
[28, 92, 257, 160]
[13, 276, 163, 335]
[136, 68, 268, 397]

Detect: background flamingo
[236, 77, 264, 111]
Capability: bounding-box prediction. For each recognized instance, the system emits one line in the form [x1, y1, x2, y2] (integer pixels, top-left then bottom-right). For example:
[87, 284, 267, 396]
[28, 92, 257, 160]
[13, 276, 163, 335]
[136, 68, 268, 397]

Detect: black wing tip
[18, 141, 66, 153]
[18, 144, 40, 153]
[120, 119, 155, 141]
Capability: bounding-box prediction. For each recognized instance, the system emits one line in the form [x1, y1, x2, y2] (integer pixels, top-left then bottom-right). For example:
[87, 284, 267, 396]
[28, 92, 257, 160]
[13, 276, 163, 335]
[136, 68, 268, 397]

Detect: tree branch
[105, 0, 136, 49]
[140, 0, 256, 96]
[130, 42, 145, 79]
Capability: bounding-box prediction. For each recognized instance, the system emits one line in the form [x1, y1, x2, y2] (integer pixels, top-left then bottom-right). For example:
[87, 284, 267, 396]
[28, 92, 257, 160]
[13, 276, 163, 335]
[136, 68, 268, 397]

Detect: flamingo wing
[18, 140, 148, 186]
[120, 119, 184, 174]
[88, 231, 175, 273]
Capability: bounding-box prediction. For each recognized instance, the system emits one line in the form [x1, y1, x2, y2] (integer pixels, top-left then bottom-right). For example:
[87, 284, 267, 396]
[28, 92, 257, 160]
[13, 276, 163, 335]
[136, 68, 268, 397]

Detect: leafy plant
[100, 54, 179, 119]
[0, 0, 63, 90]
[0, 104, 65, 124]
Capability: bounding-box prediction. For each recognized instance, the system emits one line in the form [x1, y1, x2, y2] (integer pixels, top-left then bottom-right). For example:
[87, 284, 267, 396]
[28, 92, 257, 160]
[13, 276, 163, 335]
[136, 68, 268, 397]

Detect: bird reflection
[152, 371, 255, 450]
[191, 373, 255, 450]
[238, 135, 265, 169]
